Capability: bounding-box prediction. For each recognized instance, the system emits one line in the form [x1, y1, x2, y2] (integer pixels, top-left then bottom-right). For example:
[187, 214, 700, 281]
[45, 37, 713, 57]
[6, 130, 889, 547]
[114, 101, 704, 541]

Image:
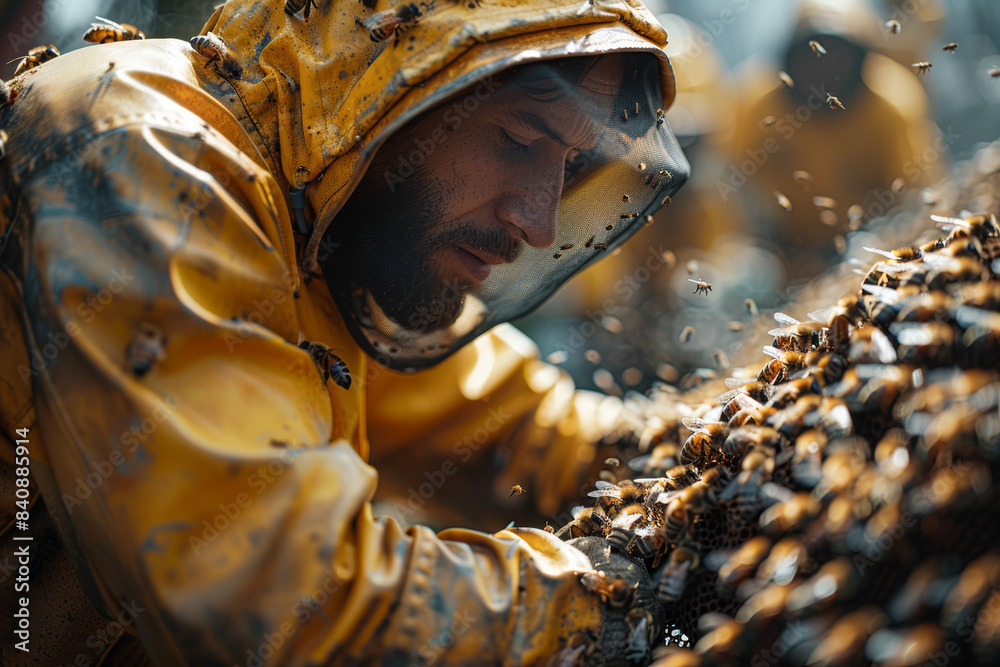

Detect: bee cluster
[553, 212, 1000, 666]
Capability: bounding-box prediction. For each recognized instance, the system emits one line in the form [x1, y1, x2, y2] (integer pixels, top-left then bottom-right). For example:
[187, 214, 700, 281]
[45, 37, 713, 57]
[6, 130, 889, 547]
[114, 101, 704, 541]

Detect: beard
[320, 161, 519, 334]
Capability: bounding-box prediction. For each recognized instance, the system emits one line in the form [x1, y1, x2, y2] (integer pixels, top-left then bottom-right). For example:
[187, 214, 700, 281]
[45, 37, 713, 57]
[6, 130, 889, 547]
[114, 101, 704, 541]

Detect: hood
[200, 0, 676, 272]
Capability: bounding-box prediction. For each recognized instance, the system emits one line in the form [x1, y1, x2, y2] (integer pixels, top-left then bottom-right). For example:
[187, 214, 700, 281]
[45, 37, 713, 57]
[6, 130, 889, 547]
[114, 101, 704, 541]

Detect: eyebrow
[511, 110, 601, 150]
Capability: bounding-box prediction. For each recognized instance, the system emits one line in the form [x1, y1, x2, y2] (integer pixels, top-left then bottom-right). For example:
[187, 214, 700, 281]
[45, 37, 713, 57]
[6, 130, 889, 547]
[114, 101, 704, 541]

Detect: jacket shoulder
[0, 39, 262, 187]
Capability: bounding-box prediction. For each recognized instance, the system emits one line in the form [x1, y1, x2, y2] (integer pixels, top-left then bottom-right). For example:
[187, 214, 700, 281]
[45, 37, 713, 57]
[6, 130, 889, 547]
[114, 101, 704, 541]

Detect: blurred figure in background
[730, 0, 946, 280]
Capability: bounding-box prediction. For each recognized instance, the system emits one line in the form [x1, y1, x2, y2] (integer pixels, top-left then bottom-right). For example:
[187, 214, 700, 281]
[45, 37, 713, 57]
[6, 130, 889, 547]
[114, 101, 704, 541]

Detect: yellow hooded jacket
[0, 1, 675, 664]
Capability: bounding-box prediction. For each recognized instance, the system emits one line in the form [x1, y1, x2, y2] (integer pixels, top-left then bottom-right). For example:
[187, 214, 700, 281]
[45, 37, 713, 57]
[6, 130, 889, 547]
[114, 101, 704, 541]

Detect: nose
[494, 157, 563, 249]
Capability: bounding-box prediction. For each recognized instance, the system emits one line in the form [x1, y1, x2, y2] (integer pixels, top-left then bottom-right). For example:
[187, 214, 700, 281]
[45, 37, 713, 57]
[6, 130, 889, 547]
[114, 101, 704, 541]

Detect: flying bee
[509, 485, 524, 497]
[13, 44, 60, 77]
[826, 93, 845, 110]
[759, 115, 777, 130]
[298, 339, 352, 390]
[942, 42, 958, 53]
[656, 546, 700, 602]
[774, 190, 793, 212]
[284, 0, 319, 20]
[809, 39, 826, 57]
[83, 16, 145, 43]
[885, 19, 901, 35]
[778, 70, 794, 88]
[689, 278, 712, 296]
[912, 61, 933, 75]
[125, 322, 167, 377]
[190, 32, 242, 79]
[355, 4, 424, 45]
[655, 108, 665, 126]
[792, 169, 813, 186]
[679, 326, 695, 344]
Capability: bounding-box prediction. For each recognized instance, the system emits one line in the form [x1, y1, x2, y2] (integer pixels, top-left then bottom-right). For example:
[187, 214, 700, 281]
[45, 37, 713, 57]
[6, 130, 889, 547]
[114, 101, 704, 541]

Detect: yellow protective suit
[0, 0, 674, 664]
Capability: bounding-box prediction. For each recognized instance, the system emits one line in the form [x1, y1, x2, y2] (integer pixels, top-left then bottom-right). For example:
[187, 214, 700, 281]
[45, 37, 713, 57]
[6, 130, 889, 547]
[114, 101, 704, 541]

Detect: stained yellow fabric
[0, 1, 675, 664]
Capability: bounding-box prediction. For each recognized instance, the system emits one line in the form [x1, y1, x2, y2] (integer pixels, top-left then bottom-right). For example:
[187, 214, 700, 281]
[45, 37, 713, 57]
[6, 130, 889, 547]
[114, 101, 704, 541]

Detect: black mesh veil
[321, 52, 689, 371]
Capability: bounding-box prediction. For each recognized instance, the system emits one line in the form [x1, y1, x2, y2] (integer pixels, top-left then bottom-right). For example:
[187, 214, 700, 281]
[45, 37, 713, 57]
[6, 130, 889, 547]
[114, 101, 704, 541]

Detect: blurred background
[2, 0, 998, 395]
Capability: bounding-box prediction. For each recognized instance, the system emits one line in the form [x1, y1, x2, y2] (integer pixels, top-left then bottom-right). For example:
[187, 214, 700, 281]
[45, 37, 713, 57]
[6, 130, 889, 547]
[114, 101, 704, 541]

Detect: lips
[452, 245, 508, 282]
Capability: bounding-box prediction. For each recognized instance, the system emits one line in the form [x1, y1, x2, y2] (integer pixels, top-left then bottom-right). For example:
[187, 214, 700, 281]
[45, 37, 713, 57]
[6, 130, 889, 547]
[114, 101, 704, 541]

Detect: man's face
[323, 62, 612, 333]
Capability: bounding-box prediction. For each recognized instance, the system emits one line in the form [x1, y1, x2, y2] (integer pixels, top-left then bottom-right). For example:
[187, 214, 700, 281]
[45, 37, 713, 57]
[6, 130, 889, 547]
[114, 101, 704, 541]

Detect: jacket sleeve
[14, 122, 603, 666]
[366, 327, 626, 519]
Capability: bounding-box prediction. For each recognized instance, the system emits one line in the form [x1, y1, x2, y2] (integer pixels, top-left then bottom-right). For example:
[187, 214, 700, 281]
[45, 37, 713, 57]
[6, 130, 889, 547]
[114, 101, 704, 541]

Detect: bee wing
[863, 246, 896, 260]
[724, 377, 754, 389]
[94, 15, 126, 30]
[872, 261, 914, 277]
[773, 312, 800, 327]
[655, 489, 684, 506]
[954, 305, 1000, 330]
[931, 214, 967, 230]
[681, 417, 725, 433]
[890, 322, 936, 346]
[571, 505, 587, 520]
[594, 480, 616, 489]
[714, 388, 744, 403]
[587, 488, 623, 499]
[870, 328, 898, 364]
[612, 512, 644, 529]
[762, 345, 784, 360]
[627, 454, 651, 472]
[734, 392, 766, 413]
[861, 284, 901, 305]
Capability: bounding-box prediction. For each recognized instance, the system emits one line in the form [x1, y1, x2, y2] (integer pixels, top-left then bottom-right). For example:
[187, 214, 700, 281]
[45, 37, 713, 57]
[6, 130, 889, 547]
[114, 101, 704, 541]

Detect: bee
[552, 252, 562, 259]
[584, 234, 596, 248]
[745, 298, 759, 317]
[942, 42, 958, 53]
[509, 485, 524, 497]
[774, 190, 793, 212]
[885, 19, 901, 34]
[680, 431, 716, 466]
[624, 609, 656, 666]
[298, 339, 351, 390]
[559, 243, 574, 250]
[812, 195, 837, 210]
[13, 44, 60, 77]
[759, 492, 822, 536]
[912, 61, 933, 75]
[792, 169, 813, 186]
[758, 115, 777, 130]
[579, 570, 636, 609]
[588, 480, 646, 506]
[83, 16, 145, 43]
[679, 326, 695, 344]
[809, 39, 826, 57]
[714, 535, 771, 592]
[826, 93, 845, 110]
[700, 465, 733, 492]
[646, 168, 672, 190]
[285, 0, 319, 20]
[592, 243, 608, 251]
[125, 322, 167, 377]
[778, 70, 794, 88]
[190, 32, 242, 79]
[355, 4, 424, 45]
[768, 313, 824, 352]
[656, 108, 665, 127]
[689, 278, 712, 296]
[656, 546, 700, 602]
[555, 505, 607, 539]
[758, 359, 787, 385]
[657, 484, 712, 542]
[627, 443, 679, 477]
[933, 213, 1000, 241]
